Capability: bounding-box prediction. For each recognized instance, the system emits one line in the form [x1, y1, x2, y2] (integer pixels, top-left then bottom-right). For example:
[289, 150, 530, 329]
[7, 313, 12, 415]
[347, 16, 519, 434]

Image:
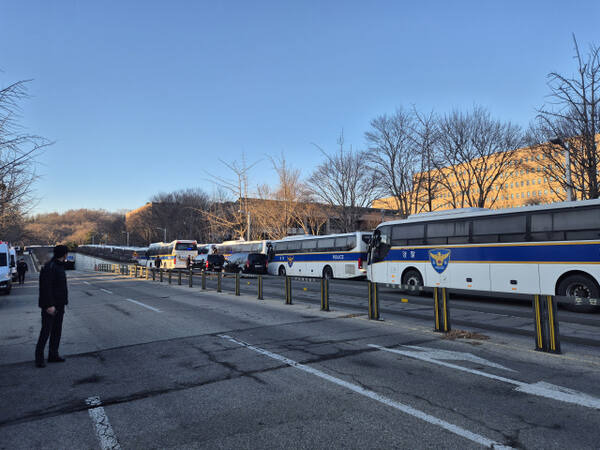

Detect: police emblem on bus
[428, 249, 450, 274]
[287, 256, 294, 267]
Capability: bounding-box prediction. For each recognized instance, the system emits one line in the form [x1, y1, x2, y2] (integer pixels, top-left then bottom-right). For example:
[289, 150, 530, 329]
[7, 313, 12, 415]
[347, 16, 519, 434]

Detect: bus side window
[391, 224, 424, 246]
[346, 236, 356, 250]
[317, 238, 335, 252]
[334, 237, 348, 250]
[472, 215, 526, 243]
[301, 240, 317, 251]
[287, 241, 301, 253]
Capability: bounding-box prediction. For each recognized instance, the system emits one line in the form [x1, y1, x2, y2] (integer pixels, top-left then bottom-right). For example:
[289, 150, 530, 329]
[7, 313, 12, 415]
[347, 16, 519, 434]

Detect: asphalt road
[1, 265, 600, 449]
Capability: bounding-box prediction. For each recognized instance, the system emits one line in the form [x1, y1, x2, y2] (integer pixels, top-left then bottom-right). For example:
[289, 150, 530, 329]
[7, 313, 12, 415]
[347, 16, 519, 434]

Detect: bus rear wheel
[322, 266, 333, 280]
[278, 266, 286, 277]
[557, 274, 600, 313]
[401, 269, 423, 293]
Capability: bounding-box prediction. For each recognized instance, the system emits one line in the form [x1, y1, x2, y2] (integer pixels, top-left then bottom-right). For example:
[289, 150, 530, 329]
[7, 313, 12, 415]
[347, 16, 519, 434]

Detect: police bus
[268, 232, 371, 279]
[366, 199, 600, 311]
[217, 239, 271, 258]
[141, 240, 198, 269]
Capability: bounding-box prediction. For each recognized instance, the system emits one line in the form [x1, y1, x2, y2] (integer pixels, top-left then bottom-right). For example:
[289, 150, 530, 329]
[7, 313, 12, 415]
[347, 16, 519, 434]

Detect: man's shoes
[48, 356, 66, 363]
[35, 360, 46, 368]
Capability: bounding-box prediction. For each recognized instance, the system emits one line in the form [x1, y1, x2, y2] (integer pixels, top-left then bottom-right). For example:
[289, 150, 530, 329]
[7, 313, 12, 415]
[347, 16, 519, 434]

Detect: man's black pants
[35, 307, 64, 362]
[18, 272, 25, 284]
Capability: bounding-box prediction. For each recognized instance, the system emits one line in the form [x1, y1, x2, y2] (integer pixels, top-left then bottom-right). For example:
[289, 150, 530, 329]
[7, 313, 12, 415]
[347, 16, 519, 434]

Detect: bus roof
[277, 231, 371, 241]
[378, 198, 600, 227]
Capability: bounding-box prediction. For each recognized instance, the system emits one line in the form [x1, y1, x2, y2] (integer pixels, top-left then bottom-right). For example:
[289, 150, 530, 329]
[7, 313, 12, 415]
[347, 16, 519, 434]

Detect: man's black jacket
[39, 258, 68, 309]
[17, 261, 28, 273]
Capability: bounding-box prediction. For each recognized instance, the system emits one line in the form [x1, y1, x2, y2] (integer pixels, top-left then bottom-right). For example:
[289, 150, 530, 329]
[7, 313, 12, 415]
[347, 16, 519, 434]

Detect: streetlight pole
[550, 138, 573, 202]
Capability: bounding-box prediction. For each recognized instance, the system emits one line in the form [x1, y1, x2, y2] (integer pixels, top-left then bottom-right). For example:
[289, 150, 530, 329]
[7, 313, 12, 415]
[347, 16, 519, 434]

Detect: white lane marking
[85, 396, 121, 450]
[219, 334, 511, 449]
[402, 345, 516, 372]
[100, 288, 113, 294]
[516, 382, 600, 410]
[370, 345, 600, 410]
[125, 298, 161, 313]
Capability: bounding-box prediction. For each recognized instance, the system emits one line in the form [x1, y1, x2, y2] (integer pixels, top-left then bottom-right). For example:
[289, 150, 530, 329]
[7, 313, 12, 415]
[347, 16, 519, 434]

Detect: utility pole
[550, 138, 573, 202]
[247, 212, 251, 241]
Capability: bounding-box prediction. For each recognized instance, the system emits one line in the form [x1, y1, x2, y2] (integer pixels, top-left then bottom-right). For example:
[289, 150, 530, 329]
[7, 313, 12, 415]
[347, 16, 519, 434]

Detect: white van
[0, 242, 13, 294]
[9, 246, 17, 282]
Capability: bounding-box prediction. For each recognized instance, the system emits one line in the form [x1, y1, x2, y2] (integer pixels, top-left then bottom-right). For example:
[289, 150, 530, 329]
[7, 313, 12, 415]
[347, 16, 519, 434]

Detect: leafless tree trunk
[529, 35, 600, 201]
[308, 131, 380, 232]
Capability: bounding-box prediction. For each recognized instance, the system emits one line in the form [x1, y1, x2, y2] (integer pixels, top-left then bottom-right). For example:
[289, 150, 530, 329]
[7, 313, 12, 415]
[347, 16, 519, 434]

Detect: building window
[526, 180, 530, 185]
[527, 192, 531, 197]
[532, 179, 535, 185]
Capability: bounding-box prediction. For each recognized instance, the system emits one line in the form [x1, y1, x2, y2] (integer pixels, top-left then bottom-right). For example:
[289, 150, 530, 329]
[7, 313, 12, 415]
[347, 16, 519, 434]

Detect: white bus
[268, 232, 371, 279]
[0, 242, 12, 294]
[141, 240, 198, 269]
[216, 240, 271, 259]
[366, 199, 600, 311]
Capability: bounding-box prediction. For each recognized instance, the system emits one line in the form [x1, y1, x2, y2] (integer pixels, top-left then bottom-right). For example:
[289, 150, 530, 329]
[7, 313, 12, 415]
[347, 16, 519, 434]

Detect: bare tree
[365, 108, 443, 216]
[308, 131, 380, 232]
[529, 35, 600, 200]
[248, 155, 331, 238]
[365, 109, 417, 217]
[149, 188, 212, 241]
[202, 155, 259, 241]
[0, 78, 51, 235]
[410, 108, 442, 213]
[435, 107, 523, 208]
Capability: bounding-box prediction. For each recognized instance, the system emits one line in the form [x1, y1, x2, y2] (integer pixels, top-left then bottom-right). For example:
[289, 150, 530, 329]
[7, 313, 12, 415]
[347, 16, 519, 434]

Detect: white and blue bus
[140, 240, 198, 269]
[367, 199, 600, 311]
[268, 232, 371, 279]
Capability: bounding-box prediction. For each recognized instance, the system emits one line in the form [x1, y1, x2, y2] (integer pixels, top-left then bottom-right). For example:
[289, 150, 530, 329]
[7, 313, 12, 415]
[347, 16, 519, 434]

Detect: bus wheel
[557, 274, 600, 313]
[278, 266, 286, 276]
[322, 266, 333, 280]
[401, 269, 423, 293]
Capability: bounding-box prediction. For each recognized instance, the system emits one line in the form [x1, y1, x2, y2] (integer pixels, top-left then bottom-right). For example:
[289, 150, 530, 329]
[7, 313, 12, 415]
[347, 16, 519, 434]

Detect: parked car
[224, 252, 268, 274]
[194, 254, 225, 272]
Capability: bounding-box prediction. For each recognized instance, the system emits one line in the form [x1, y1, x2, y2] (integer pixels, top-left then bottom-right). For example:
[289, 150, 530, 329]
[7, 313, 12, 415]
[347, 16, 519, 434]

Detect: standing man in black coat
[35, 245, 69, 368]
[17, 258, 28, 284]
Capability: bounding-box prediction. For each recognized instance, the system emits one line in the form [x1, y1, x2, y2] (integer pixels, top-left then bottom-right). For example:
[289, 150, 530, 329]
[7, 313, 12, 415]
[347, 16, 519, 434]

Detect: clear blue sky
[1, 0, 598, 214]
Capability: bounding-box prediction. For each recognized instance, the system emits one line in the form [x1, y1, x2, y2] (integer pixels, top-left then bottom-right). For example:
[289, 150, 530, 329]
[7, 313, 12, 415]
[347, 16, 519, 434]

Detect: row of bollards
[101, 263, 562, 354]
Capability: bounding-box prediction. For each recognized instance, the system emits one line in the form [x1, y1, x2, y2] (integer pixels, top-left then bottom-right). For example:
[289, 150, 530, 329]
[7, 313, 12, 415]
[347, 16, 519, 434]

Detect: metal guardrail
[92, 263, 600, 354]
